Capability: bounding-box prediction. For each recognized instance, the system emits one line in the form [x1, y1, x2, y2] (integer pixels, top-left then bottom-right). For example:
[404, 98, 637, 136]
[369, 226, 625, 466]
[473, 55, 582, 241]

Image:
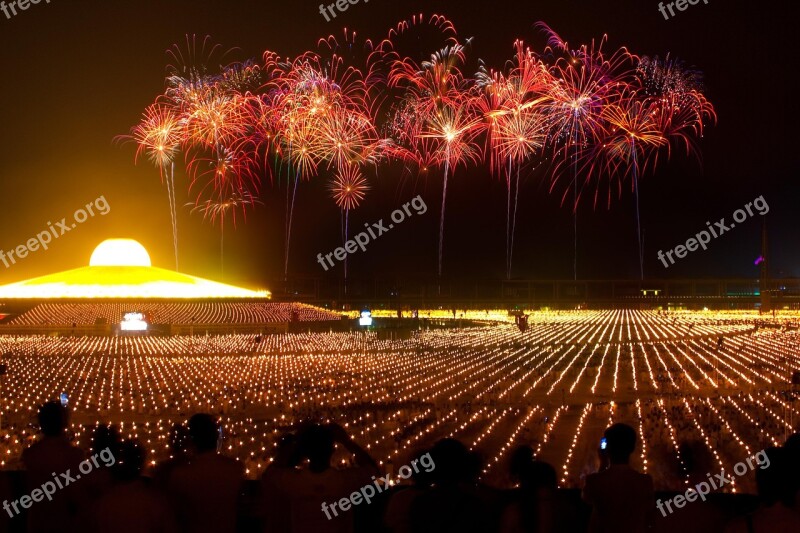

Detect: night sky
[0, 0, 797, 291]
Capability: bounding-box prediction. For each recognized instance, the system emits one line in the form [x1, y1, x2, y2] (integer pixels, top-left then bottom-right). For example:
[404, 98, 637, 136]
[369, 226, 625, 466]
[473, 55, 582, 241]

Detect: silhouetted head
[430, 438, 473, 486]
[754, 447, 789, 506]
[38, 401, 68, 437]
[297, 424, 334, 472]
[274, 433, 301, 468]
[115, 440, 146, 482]
[188, 414, 219, 453]
[516, 459, 558, 492]
[169, 423, 191, 457]
[604, 423, 637, 464]
[784, 436, 800, 506]
[509, 446, 534, 482]
[784, 432, 800, 451]
[91, 424, 120, 458]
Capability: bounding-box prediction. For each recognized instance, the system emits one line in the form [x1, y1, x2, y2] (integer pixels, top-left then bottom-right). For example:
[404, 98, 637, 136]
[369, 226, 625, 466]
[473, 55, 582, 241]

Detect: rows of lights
[0, 308, 795, 492]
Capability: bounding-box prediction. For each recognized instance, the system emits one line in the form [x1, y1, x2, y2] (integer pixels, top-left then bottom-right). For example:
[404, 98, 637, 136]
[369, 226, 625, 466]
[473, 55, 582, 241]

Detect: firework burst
[636, 55, 716, 158]
[129, 105, 184, 172]
[330, 164, 369, 211]
[125, 104, 186, 270]
[329, 164, 369, 288]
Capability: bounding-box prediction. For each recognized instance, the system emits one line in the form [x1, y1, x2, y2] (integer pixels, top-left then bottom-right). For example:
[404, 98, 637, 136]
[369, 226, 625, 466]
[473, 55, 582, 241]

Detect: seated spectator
[785, 433, 800, 514]
[260, 433, 300, 533]
[409, 438, 491, 533]
[22, 401, 87, 533]
[166, 414, 244, 533]
[85, 439, 176, 533]
[500, 448, 555, 533]
[725, 447, 800, 533]
[269, 423, 378, 533]
[384, 448, 435, 533]
[582, 423, 654, 533]
[85, 424, 121, 499]
[153, 423, 191, 490]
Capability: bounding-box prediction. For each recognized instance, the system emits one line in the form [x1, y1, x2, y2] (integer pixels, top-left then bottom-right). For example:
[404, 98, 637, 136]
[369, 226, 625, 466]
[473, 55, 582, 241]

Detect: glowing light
[0, 239, 270, 299]
[359, 310, 373, 326]
[121, 312, 148, 331]
[90, 239, 152, 267]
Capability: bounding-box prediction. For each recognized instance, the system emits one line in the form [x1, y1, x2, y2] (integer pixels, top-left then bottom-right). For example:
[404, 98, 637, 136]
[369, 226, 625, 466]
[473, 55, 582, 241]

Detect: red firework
[329, 164, 369, 211]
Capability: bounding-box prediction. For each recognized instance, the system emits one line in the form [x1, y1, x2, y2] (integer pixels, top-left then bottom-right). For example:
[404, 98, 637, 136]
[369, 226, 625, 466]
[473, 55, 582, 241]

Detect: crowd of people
[2, 402, 799, 532]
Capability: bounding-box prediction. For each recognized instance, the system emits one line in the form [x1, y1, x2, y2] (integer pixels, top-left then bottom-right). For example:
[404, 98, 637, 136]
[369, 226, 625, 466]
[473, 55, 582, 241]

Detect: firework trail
[127, 104, 184, 270]
[263, 41, 383, 281]
[591, 92, 668, 279]
[477, 39, 550, 278]
[537, 22, 636, 279]
[389, 39, 482, 278]
[330, 164, 369, 289]
[190, 189, 260, 276]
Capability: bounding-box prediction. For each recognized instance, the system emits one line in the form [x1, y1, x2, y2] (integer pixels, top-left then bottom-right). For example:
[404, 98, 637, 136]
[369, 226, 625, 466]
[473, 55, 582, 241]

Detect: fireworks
[191, 188, 260, 231]
[191, 189, 261, 276]
[476, 40, 550, 279]
[329, 164, 369, 284]
[329, 164, 369, 211]
[123, 18, 715, 277]
[125, 104, 185, 270]
[130, 104, 184, 172]
[387, 39, 483, 277]
[587, 92, 670, 203]
[636, 55, 716, 158]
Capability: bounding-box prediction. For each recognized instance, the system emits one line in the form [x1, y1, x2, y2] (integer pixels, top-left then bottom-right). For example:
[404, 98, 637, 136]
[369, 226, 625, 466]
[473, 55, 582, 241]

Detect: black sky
[0, 0, 798, 291]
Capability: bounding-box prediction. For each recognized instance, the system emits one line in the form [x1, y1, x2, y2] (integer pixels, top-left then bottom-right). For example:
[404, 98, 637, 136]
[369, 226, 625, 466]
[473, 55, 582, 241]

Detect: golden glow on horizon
[0, 239, 269, 299]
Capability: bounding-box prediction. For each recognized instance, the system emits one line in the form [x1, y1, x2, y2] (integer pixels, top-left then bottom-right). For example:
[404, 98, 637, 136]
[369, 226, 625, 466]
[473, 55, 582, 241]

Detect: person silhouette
[260, 432, 300, 533]
[409, 438, 490, 533]
[85, 424, 121, 500]
[725, 447, 800, 533]
[384, 448, 435, 533]
[166, 414, 244, 533]
[153, 423, 191, 490]
[501, 447, 558, 533]
[21, 401, 87, 532]
[582, 423, 654, 533]
[85, 439, 176, 532]
[271, 423, 378, 533]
